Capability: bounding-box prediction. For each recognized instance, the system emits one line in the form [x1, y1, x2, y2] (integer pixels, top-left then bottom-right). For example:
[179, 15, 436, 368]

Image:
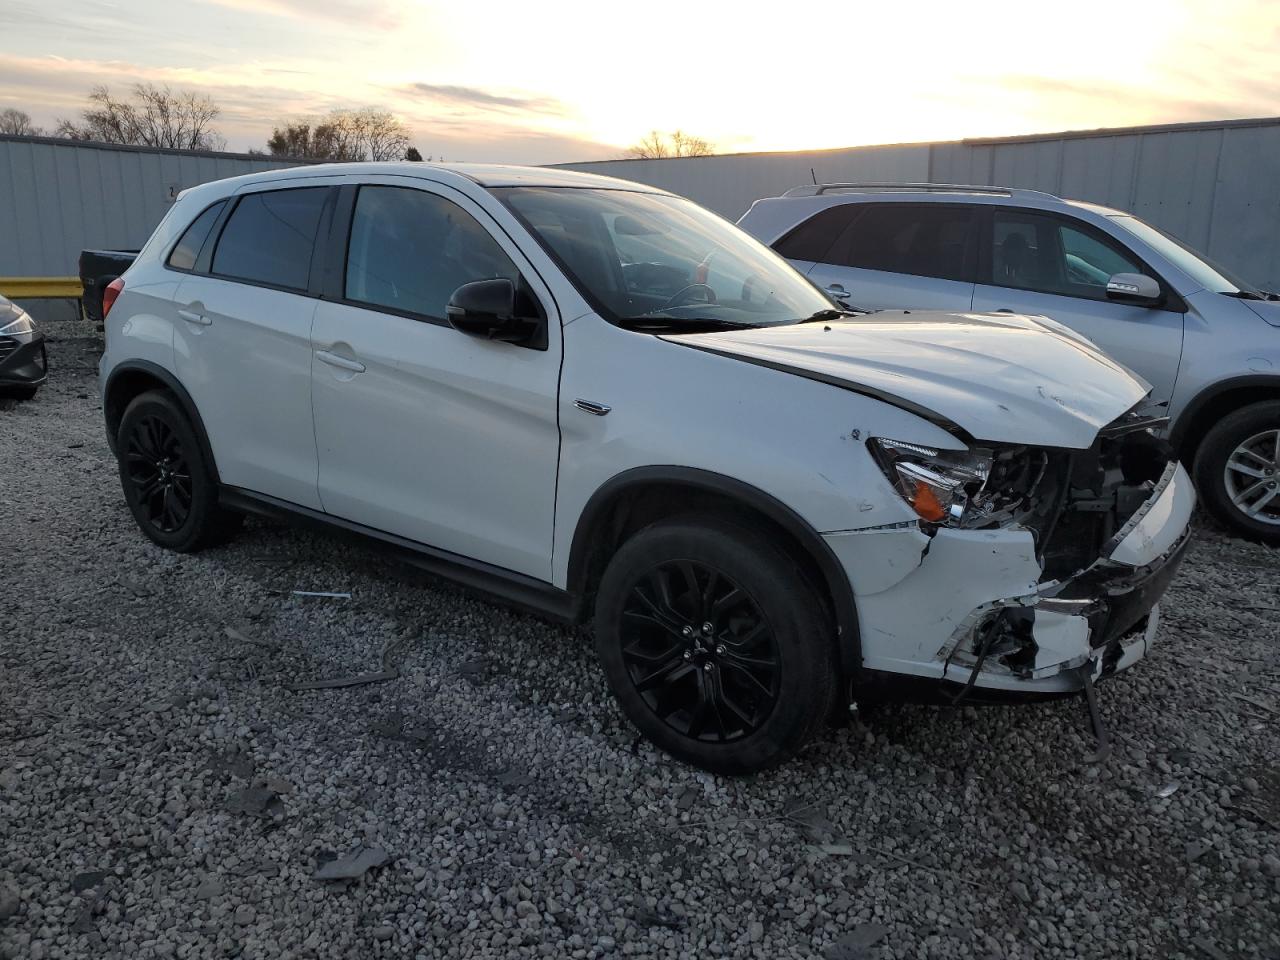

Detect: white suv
[100, 164, 1193, 772]
[739, 182, 1280, 544]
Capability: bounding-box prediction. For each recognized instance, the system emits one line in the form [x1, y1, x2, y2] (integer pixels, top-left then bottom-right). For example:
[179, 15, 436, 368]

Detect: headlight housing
[868, 438, 994, 525]
[0, 308, 37, 343]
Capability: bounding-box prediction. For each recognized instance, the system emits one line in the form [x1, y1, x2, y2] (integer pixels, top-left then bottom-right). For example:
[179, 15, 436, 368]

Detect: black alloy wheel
[116, 390, 242, 552]
[595, 516, 839, 774]
[620, 560, 780, 743]
[124, 414, 194, 533]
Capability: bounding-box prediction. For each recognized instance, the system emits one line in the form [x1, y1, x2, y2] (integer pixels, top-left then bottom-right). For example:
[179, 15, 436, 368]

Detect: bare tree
[0, 108, 42, 136]
[404, 146, 423, 162]
[55, 84, 224, 150]
[266, 108, 409, 161]
[627, 129, 714, 159]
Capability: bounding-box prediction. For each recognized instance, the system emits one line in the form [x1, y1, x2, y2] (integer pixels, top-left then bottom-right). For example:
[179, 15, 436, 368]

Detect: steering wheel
[663, 283, 717, 309]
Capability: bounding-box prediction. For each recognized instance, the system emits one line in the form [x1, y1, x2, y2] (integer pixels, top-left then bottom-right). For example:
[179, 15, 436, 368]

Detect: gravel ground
[2, 338, 1278, 960]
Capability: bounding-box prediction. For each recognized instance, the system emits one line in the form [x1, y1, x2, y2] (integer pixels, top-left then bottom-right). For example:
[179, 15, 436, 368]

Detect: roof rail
[781, 182, 1062, 201]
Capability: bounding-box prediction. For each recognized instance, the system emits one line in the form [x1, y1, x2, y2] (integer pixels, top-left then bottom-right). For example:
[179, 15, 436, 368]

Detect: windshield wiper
[796, 308, 862, 324]
[617, 315, 763, 333]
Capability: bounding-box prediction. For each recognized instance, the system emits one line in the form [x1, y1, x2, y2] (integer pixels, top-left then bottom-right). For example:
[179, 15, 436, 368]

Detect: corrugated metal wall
[560, 117, 1280, 291]
[0, 135, 297, 277]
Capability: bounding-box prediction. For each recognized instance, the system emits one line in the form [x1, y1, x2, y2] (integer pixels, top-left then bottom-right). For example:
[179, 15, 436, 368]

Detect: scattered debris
[205, 749, 254, 780]
[635, 906, 684, 930]
[1186, 840, 1211, 863]
[811, 842, 856, 856]
[226, 784, 284, 819]
[116, 578, 154, 598]
[194, 876, 224, 900]
[456, 658, 489, 682]
[494, 768, 534, 788]
[676, 786, 699, 811]
[1193, 937, 1232, 960]
[285, 671, 398, 692]
[70, 870, 108, 893]
[290, 590, 351, 599]
[1231, 693, 1278, 716]
[1156, 782, 1180, 799]
[825, 922, 890, 959]
[314, 844, 390, 882]
[224, 624, 278, 650]
[786, 802, 841, 844]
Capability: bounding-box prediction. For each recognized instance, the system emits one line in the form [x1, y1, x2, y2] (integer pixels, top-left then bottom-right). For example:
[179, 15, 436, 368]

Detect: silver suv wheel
[1223, 428, 1280, 525]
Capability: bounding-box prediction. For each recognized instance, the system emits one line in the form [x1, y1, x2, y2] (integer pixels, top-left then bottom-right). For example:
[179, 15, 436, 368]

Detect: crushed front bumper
[827, 461, 1195, 700]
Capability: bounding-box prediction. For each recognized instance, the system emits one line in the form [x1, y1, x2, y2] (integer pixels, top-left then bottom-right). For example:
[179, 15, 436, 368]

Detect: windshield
[494, 187, 835, 330]
[1109, 214, 1253, 294]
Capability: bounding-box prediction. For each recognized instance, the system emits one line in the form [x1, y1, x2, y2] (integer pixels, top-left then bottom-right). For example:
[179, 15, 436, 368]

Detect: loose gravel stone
[2, 338, 1278, 960]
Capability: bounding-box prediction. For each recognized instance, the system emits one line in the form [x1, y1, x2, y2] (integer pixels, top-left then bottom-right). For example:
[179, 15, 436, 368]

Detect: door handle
[178, 308, 211, 326]
[315, 350, 366, 373]
[825, 283, 851, 296]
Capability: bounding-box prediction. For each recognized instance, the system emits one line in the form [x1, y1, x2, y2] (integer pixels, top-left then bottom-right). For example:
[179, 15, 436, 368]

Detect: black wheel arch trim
[567, 465, 862, 678]
[1169, 374, 1280, 453]
[103, 360, 220, 483]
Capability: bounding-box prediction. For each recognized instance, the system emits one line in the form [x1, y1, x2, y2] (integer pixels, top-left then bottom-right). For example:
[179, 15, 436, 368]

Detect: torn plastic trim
[936, 524, 1191, 679]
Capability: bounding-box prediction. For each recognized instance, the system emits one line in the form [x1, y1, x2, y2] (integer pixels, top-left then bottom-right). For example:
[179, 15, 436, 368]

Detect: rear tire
[116, 390, 242, 552]
[594, 517, 839, 774]
[1193, 400, 1280, 545]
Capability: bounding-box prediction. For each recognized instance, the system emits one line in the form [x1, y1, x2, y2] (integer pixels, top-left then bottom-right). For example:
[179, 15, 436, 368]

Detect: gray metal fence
[0, 135, 298, 278]
[559, 117, 1280, 291]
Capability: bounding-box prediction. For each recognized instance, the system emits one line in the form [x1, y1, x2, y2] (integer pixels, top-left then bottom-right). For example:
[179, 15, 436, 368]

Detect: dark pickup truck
[79, 249, 137, 325]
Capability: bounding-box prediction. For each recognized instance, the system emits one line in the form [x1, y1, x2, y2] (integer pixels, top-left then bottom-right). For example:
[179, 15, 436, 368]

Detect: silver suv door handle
[315, 349, 366, 373]
[178, 308, 210, 326]
[825, 283, 852, 299]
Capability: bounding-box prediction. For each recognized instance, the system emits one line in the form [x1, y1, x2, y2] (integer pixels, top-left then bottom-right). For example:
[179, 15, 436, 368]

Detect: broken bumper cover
[827, 461, 1195, 700]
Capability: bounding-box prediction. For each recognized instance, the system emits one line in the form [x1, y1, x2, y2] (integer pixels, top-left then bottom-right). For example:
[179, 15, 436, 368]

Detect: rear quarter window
[772, 205, 861, 262]
[166, 201, 226, 271]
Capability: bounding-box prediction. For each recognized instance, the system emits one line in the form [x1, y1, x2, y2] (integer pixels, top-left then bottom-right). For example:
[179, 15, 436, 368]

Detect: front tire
[116, 390, 242, 552]
[594, 517, 839, 774]
[1193, 400, 1280, 545]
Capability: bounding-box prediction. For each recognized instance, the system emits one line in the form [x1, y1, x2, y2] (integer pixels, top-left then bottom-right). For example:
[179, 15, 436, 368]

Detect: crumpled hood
[663, 310, 1150, 449]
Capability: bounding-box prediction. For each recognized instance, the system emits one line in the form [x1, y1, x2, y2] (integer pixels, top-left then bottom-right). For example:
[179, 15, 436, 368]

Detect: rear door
[309, 180, 561, 580]
[173, 184, 332, 509]
[797, 203, 979, 311]
[970, 208, 1185, 405]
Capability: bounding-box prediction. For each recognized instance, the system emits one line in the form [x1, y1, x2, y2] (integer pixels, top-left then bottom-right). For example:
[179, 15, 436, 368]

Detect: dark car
[0, 294, 47, 401]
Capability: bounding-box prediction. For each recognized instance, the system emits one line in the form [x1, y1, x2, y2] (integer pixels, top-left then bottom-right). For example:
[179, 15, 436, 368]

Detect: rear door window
[831, 204, 976, 282]
[773, 205, 861, 262]
[167, 201, 226, 271]
[212, 187, 329, 291]
[344, 186, 518, 322]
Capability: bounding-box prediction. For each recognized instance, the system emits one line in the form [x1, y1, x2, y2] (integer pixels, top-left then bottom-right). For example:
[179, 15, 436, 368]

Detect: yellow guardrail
[0, 277, 82, 299]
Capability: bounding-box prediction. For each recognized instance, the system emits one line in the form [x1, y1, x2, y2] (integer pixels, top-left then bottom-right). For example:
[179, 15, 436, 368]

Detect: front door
[309, 181, 561, 580]
[971, 208, 1185, 407]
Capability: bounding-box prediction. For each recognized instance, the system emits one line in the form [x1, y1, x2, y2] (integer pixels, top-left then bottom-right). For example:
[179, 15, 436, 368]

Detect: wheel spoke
[719, 655, 775, 699]
[710, 585, 745, 619]
[1226, 457, 1268, 479]
[627, 591, 686, 638]
[1232, 478, 1269, 506]
[622, 636, 684, 665]
[1243, 486, 1279, 517]
[634, 656, 693, 693]
[675, 561, 701, 615]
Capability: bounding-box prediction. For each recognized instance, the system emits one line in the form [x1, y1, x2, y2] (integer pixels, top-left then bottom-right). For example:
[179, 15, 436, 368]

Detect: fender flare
[103, 360, 221, 483]
[567, 465, 862, 677]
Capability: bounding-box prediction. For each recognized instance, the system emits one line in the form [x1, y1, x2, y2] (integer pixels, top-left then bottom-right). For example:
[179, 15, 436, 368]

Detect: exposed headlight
[0, 309, 37, 342]
[868, 437, 993, 525]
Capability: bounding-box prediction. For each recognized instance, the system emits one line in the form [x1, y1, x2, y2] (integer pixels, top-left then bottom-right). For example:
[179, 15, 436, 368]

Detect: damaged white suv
[100, 163, 1194, 773]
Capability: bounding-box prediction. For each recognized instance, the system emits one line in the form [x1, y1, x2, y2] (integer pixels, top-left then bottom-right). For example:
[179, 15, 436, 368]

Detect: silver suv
[739, 183, 1280, 543]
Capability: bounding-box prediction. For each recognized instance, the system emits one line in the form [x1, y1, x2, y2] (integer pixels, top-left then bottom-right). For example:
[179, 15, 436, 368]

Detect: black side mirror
[446, 279, 544, 347]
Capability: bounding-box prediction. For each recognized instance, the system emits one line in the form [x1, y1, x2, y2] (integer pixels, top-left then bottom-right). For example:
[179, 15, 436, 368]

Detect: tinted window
[773, 205, 860, 262]
[991, 211, 1144, 301]
[833, 205, 975, 281]
[345, 186, 518, 320]
[167, 201, 225, 271]
[212, 188, 328, 291]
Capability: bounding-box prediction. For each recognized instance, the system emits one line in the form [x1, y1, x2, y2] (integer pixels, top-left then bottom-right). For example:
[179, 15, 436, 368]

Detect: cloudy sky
[2, 0, 1278, 162]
